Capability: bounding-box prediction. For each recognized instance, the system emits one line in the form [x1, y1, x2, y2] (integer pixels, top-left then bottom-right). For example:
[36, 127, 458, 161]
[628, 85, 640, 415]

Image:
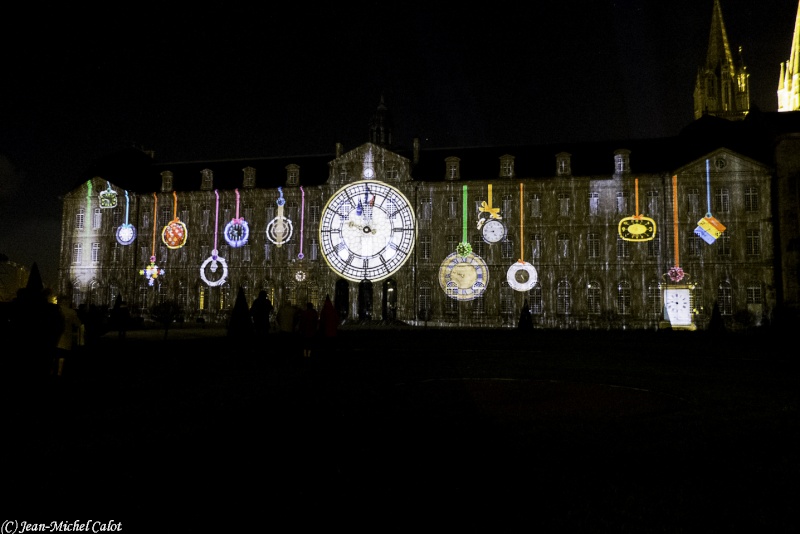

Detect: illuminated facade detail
[266, 187, 293, 247]
[223, 189, 249, 248]
[161, 191, 188, 249]
[200, 190, 229, 287]
[778, 1, 800, 111]
[694, 0, 749, 120]
[99, 180, 118, 209]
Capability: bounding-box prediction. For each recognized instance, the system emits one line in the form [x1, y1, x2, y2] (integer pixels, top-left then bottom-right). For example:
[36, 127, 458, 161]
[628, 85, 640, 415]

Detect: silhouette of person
[299, 302, 319, 358]
[518, 300, 533, 330]
[319, 295, 338, 339]
[55, 297, 82, 377]
[250, 290, 273, 338]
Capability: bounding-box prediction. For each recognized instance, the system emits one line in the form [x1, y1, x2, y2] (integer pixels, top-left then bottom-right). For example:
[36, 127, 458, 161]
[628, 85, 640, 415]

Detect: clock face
[438, 251, 489, 301]
[319, 181, 416, 282]
[664, 288, 692, 325]
[481, 218, 506, 243]
[618, 216, 656, 241]
[116, 223, 136, 245]
[295, 270, 307, 282]
[507, 261, 538, 292]
[363, 167, 375, 179]
[224, 219, 249, 248]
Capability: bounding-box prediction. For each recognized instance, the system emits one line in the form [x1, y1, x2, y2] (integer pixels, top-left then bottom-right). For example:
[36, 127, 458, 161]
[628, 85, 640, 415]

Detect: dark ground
[3, 326, 798, 532]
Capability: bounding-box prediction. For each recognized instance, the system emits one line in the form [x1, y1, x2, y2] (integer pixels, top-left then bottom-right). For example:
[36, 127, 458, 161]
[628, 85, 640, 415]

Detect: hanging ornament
[694, 159, 727, 244]
[224, 188, 249, 248]
[294, 186, 308, 282]
[507, 183, 538, 292]
[99, 180, 118, 209]
[618, 178, 656, 241]
[116, 190, 137, 245]
[478, 184, 507, 244]
[200, 190, 229, 287]
[439, 184, 489, 300]
[140, 193, 165, 286]
[661, 174, 695, 330]
[266, 187, 293, 247]
[161, 191, 188, 249]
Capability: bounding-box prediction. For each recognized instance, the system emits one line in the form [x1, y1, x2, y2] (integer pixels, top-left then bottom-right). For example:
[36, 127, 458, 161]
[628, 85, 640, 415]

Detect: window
[557, 233, 570, 259]
[76, 208, 85, 230]
[472, 293, 485, 317]
[418, 284, 432, 320]
[647, 237, 660, 258]
[614, 150, 630, 174]
[243, 245, 251, 263]
[746, 230, 761, 256]
[714, 188, 731, 214]
[310, 204, 320, 224]
[471, 233, 485, 257]
[587, 281, 601, 315]
[72, 243, 82, 264]
[616, 191, 628, 214]
[500, 282, 514, 317]
[138, 287, 148, 312]
[501, 236, 513, 259]
[112, 209, 121, 227]
[420, 234, 431, 260]
[647, 281, 662, 315]
[745, 187, 759, 212]
[420, 197, 432, 220]
[111, 243, 119, 264]
[264, 243, 271, 262]
[158, 283, 168, 305]
[530, 194, 542, 218]
[647, 191, 658, 214]
[93, 208, 102, 229]
[617, 280, 632, 315]
[616, 237, 630, 259]
[587, 233, 600, 259]
[530, 234, 542, 259]
[198, 286, 206, 311]
[161, 206, 171, 228]
[718, 281, 733, 316]
[557, 280, 571, 315]
[91, 242, 100, 263]
[500, 156, 514, 178]
[202, 205, 210, 228]
[746, 283, 762, 304]
[694, 286, 704, 316]
[310, 238, 319, 261]
[502, 194, 513, 217]
[529, 283, 543, 315]
[558, 192, 570, 217]
[687, 188, 701, 215]
[588, 192, 599, 216]
[689, 234, 702, 256]
[448, 196, 458, 219]
[717, 234, 731, 257]
[447, 235, 459, 253]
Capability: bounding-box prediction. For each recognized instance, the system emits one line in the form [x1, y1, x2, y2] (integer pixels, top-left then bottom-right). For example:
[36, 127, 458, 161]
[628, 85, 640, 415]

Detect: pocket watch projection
[481, 218, 506, 243]
[223, 189, 249, 248]
[267, 187, 293, 247]
[116, 190, 137, 246]
[618, 178, 656, 242]
[319, 181, 416, 282]
[439, 251, 489, 301]
[506, 183, 538, 292]
[664, 287, 692, 326]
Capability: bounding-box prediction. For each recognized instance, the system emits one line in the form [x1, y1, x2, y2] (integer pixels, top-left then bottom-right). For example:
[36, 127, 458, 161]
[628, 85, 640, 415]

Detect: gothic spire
[778, 0, 800, 111]
[369, 93, 393, 149]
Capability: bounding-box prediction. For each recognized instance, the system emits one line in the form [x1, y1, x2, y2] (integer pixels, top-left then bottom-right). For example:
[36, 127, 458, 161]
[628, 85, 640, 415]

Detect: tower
[693, 0, 750, 121]
[369, 94, 393, 148]
[778, 1, 800, 111]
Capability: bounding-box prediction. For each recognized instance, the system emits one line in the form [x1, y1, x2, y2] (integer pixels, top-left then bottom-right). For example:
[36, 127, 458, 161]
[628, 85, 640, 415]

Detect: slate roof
[71, 108, 799, 196]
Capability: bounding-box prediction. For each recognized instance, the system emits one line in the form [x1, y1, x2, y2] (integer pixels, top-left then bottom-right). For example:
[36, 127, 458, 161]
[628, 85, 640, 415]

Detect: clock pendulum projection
[319, 179, 416, 282]
[439, 184, 489, 301]
[140, 193, 165, 286]
[116, 190, 137, 245]
[266, 187, 293, 247]
[478, 184, 507, 244]
[694, 159, 727, 245]
[223, 188, 249, 248]
[662, 174, 695, 329]
[161, 191, 188, 249]
[200, 189, 229, 287]
[294, 186, 308, 282]
[99, 180, 118, 209]
[507, 183, 538, 292]
[618, 178, 656, 241]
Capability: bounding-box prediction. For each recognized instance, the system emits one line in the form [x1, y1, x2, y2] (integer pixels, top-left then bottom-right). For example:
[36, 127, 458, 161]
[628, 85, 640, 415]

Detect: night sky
[1, 1, 797, 288]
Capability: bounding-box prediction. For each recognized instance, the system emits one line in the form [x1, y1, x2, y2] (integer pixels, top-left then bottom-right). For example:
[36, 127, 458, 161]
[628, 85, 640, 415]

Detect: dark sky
[1, 1, 798, 288]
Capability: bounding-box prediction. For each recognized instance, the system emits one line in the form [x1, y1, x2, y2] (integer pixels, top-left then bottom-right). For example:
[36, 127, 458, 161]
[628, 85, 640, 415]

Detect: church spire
[693, 0, 750, 121]
[778, 1, 800, 111]
[369, 93, 393, 149]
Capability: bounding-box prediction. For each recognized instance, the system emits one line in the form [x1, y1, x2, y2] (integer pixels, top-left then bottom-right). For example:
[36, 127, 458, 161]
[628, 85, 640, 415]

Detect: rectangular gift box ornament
[697, 216, 726, 239]
[694, 225, 717, 244]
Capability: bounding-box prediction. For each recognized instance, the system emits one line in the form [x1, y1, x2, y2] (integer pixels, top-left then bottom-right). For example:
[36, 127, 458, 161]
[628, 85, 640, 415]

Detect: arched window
[617, 280, 632, 315]
[718, 281, 733, 315]
[529, 283, 543, 315]
[557, 280, 571, 315]
[587, 281, 601, 315]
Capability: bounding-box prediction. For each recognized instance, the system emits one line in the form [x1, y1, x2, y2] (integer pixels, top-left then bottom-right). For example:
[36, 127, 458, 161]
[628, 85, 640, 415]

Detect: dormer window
[499, 155, 515, 178]
[160, 171, 174, 193]
[286, 164, 299, 186]
[445, 157, 460, 181]
[556, 152, 572, 177]
[201, 169, 213, 191]
[243, 166, 256, 188]
[614, 149, 631, 175]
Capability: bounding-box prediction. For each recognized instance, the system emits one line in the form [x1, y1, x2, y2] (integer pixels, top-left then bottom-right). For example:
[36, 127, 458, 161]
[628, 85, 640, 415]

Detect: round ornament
[481, 218, 506, 244]
[295, 270, 307, 282]
[618, 215, 656, 241]
[438, 251, 489, 301]
[224, 218, 249, 248]
[162, 220, 187, 249]
[266, 216, 293, 246]
[116, 223, 136, 246]
[506, 261, 538, 292]
[200, 251, 229, 287]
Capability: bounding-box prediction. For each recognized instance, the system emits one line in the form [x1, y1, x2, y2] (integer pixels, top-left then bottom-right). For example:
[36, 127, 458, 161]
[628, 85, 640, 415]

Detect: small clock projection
[481, 218, 507, 244]
[618, 216, 656, 241]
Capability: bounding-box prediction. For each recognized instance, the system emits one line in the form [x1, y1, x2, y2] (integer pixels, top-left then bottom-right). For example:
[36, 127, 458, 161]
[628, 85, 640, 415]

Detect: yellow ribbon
[478, 200, 502, 219]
